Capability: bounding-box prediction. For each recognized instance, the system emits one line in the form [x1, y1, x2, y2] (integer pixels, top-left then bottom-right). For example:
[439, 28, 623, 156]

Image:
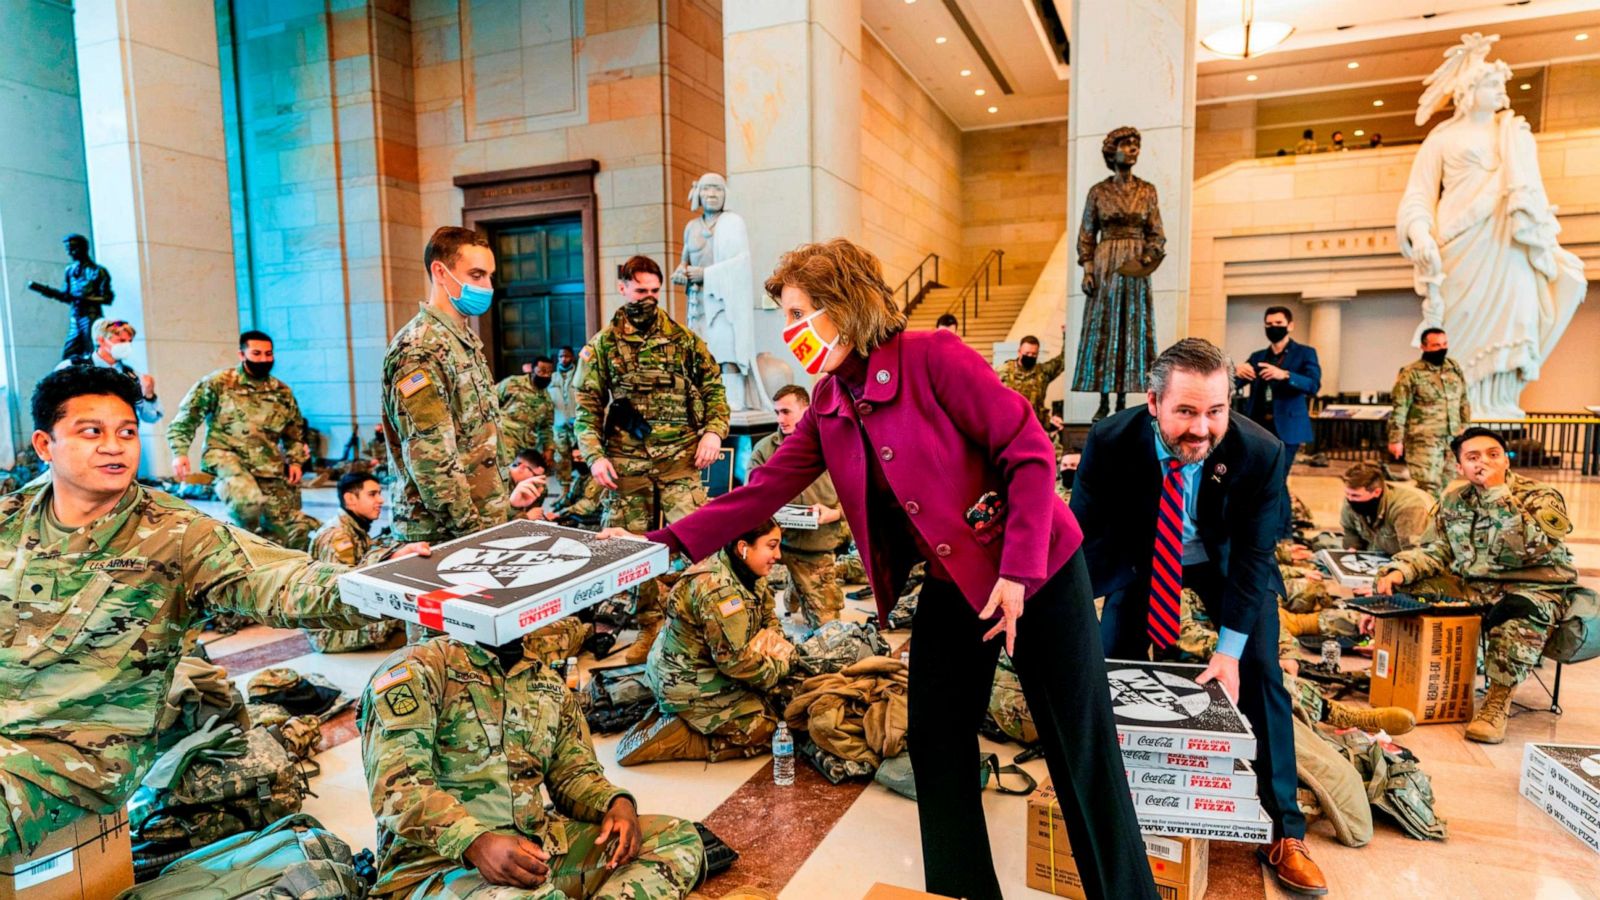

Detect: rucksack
[1545, 588, 1600, 664]
[790, 621, 890, 679]
[130, 727, 310, 873]
[119, 813, 366, 899]
[986, 653, 1038, 745]
[584, 664, 656, 734]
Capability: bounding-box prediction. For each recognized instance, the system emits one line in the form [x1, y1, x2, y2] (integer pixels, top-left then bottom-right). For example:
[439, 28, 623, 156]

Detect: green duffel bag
[1545, 588, 1600, 664]
[118, 813, 366, 899]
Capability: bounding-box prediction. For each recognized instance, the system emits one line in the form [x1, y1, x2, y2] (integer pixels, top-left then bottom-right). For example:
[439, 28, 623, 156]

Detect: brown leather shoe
[1257, 837, 1328, 896]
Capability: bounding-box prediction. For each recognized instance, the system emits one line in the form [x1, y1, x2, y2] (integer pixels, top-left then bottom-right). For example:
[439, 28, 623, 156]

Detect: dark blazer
[653, 329, 1078, 623]
[1069, 407, 1285, 636]
[1243, 339, 1320, 445]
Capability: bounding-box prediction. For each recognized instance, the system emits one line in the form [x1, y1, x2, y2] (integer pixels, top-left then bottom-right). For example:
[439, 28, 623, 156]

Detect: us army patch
[398, 370, 432, 398]
[383, 682, 419, 717]
[373, 664, 412, 692]
[86, 557, 151, 572]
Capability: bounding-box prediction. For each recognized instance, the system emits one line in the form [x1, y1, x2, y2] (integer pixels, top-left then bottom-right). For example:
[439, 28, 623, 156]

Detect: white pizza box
[1524, 744, 1600, 816]
[1108, 661, 1258, 758]
[1536, 787, 1600, 853]
[1127, 759, 1257, 799]
[1314, 549, 1392, 588]
[1137, 808, 1274, 845]
[337, 520, 668, 645]
[1131, 789, 1261, 822]
[773, 503, 820, 530]
[1121, 749, 1236, 774]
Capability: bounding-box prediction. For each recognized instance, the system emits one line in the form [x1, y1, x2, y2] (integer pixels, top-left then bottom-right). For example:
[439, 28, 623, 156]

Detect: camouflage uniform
[1277, 562, 1333, 614]
[0, 481, 374, 856]
[496, 374, 556, 460]
[306, 512, 403, 652]
[574, 307, 728, 631]
[644, 551, 788, 756]
[551, 364, 580, 490]
[835, 550, 866, 585]
[167, 365, 319, 549]
[997, 354, 1067, 428]
[360, 637, 702, 899]
[383, 303, 510, 544]
[1340, 481, 1434, 556]
[1388, 357, 1471, 496]
[748, 430, 845, 629]
[1380, 472, 1581, 687]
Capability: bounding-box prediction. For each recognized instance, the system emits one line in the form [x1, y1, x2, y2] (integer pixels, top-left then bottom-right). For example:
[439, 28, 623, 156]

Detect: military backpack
[119, 813, 366, 899]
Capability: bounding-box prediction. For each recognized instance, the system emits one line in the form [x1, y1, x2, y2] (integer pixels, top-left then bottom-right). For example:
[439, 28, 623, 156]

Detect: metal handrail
[894, 252, 941, 313]
[944, 249, 1004, 335]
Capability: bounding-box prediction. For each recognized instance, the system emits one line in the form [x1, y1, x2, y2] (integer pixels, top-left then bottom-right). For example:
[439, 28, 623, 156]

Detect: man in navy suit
[1072, 338, 1327, 896]
[1239, 306, 1320, 466]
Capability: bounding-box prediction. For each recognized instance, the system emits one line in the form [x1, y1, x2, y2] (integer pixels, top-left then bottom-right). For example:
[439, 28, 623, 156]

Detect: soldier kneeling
[615, 520, 795, 765]
[361, 633, 704, 898]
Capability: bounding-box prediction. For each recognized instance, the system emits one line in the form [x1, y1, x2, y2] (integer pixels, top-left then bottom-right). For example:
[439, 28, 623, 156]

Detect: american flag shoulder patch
[374, 664, 412, 692]
[398, 370, 432, 398]
[579, 345, 594, 362]
[718, 596, 744, 617]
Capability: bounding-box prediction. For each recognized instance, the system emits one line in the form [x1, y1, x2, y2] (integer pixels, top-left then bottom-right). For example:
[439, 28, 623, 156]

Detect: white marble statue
[1397, 33, 1587, 419]
[673, 173, 767, 412]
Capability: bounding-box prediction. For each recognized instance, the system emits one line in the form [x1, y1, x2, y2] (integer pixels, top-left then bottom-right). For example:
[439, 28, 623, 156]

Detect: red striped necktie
[1149, 457, 1185, 648]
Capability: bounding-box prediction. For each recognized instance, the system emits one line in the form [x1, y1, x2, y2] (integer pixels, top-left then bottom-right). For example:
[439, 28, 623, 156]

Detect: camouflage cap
[247, 667, 303, 699]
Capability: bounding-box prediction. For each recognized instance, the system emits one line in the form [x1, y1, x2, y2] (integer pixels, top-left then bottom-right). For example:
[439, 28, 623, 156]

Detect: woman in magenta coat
[603, 239, 1155, 900]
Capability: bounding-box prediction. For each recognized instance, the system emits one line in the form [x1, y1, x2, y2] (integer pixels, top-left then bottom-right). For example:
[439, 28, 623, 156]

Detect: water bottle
[772, 722, 795, 786]
[565, 656, 580, 690]
[1321, 639, 1342, 670]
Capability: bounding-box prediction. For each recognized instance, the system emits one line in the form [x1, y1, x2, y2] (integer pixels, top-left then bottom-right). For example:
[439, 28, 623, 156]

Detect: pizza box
[1523, 744, 1600, 814]
[1108, 661, 1257, 758]
[1137, 809, 1273, 844]
[1534, 788, 1600, 853]
[1126, 759, 1257, 798]
[1315, 549, 1392, 588]
[773, 503, 820, 530]
[1130, 789, 1261, 822]
[1121, 750, 1236, 774]
[337, 520, 667, 645]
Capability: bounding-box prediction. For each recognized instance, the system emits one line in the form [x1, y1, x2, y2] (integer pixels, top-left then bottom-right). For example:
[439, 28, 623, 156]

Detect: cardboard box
[1126, 759, 1257, 798]
[1369, 614, 1480, 723]
[337, 520, 667, 645]
[860, 884, 944, 900]
[1023, 785, 1209, 900]
[773, 503, 820, 530]
[1108, 661, 1257, 758]
[0, 811, 133, 900]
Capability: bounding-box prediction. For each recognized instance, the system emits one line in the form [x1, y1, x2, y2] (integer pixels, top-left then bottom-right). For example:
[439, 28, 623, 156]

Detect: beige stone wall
[1195, 99, 1256, 180]
[960, 122, 1068, 290]
[1545, 60, 1600, 132]
[858, 29, 963, 293]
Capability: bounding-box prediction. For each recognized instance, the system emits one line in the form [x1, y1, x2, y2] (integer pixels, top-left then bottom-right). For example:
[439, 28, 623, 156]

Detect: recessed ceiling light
[1577, 32, 1589, 41]
[975, 88, 986, 96]
[1347, 61, 1360, 69]
[1353, 129, 1365, 137]
[1372, 99, 1384, 107]
[1521, 82, 1532, 91]
[1245, 73, 1258, 81]
[960, 69, 972, 77]
[987, 106, 998, 113]
[935, 36, 947, 44]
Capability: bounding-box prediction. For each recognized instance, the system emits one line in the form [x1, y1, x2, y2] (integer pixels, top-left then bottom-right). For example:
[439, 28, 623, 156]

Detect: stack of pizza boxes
[1519, 743, 1600, 854]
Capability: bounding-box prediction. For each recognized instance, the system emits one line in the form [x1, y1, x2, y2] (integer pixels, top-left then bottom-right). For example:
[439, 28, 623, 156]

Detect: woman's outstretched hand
[980, 577, 1026, 656]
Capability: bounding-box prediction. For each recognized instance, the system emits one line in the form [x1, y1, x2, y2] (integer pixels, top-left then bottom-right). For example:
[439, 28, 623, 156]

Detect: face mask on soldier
[1422, 348, 1448, 366]
[624, 298, 658, 327]
[1018, 354, 1038, 370]
[243, 359, 274, 379]
[1349, 496, 1381, 519]
[532, 374, 552, 389]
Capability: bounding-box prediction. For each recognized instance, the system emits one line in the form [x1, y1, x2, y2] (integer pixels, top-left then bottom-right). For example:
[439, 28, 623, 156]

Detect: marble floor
[193, 469, 1600, 898]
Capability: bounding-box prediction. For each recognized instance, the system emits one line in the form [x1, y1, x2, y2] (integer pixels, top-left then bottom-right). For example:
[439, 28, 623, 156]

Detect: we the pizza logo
[436, 534, 592, 590]
[1107, 667, 1213, 723]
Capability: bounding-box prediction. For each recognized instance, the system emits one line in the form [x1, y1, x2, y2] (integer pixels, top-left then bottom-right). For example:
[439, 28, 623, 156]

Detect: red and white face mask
[782, 309, 839, 376]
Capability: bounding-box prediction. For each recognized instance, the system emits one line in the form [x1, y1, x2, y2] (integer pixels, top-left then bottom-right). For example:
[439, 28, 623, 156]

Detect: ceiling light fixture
[1521, 82, 1532, 90]
[960, 69, 972, 77]
[1245, 73, 1258, 82]
[935, 36, 947, 44]
[1576, 32, 1589, 41]
[1200, 0, 1294, 59]
[1373, 99, 1384, 107]
[1347, 61, 1360, 69]
[975, 88, 986, 96]
[1354, 129, 1365, 137]
[987, 106, 998, 113]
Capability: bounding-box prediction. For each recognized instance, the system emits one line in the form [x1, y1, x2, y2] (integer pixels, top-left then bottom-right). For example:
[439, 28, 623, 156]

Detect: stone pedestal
[75, 0, 241, 476]
[1304, 294, 1351, 395]
[1064, 0, 1197, 422]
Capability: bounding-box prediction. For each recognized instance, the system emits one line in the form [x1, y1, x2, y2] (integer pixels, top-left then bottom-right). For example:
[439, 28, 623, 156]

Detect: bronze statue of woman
[1072, 126, 1165, 421]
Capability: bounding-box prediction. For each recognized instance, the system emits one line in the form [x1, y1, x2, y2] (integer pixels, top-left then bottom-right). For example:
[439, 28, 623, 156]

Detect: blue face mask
[441, 265, 494, 317]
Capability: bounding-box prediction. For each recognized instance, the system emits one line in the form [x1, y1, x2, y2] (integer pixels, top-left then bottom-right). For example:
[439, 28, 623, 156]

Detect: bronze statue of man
[1072, 126, 1165, 422]
[29, 233, 115, 360]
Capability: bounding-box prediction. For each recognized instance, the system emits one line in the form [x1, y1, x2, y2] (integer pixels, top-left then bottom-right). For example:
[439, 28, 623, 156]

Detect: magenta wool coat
[653, 329, 1082, 622]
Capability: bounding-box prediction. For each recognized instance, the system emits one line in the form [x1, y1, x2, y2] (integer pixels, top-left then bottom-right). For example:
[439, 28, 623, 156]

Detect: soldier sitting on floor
[360, 633, 704, 899]
[616, 519, 795, 766]
[1375, 427, 1590, 744]
[304, 471, 405, 652]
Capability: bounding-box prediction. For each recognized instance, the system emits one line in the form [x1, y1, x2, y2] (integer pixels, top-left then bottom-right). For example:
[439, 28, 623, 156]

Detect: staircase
[905, 284, 1034, 363]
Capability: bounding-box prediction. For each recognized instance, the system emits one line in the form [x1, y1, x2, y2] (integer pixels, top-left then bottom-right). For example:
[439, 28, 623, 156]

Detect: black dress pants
[906, 551, 1158, 900]
[1100, 562, 1305, 842]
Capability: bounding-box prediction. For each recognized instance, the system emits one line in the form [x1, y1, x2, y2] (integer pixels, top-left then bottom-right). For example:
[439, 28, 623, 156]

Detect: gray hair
[1148, 338, 1234, 398]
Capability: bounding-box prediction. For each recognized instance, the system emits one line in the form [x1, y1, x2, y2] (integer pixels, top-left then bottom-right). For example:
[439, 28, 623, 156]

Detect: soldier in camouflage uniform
[1387, 328, 1470, 497]
[576, 256, 729, 663]
[551, 346, 581, 490]
[1376, 428, 1584, 744]
[996, 335, 1066, 428]
[306, 472, 404, 653]
[168, 330, 320, 550]
[1338, 462, 1433, 556]
[625, 524, 793, 765]
[497, 355, 557, 464]
[360, 636, 703, 898]
[748, 385, 845, 629]
[0, 366, 399, 856]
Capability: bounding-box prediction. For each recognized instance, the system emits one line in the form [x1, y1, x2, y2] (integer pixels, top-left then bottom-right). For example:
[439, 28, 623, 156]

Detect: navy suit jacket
[1070, 408, 1286, 638]
[1243, 339, 1320, 445]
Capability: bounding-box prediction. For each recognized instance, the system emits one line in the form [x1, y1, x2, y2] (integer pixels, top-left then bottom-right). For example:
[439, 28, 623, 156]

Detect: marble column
[1304, 293, 1351, 396]
[1064, 0, 1197, 422]
[723, 0, 862, 382]
[75, 0, 241, 476]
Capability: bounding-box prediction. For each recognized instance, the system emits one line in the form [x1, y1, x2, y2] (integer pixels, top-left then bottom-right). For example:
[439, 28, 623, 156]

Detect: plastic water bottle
[565, 656, 580, 690]
[772, 722, 795, 786]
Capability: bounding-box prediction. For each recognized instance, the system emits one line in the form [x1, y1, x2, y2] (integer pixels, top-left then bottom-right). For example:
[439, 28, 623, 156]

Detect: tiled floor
[198, 471, 1600, 898]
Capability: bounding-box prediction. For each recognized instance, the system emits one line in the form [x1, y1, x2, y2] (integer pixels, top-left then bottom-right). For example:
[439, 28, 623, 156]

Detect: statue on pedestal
[674, 173, 767, 412]
[1071, 126, 1164, 422]
[28, 233, 115, 360]
[1397, 33, 1587, 419]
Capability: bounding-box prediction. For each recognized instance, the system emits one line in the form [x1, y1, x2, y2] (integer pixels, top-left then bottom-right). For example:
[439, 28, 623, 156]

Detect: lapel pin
[1212, 463, 1226, 482]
